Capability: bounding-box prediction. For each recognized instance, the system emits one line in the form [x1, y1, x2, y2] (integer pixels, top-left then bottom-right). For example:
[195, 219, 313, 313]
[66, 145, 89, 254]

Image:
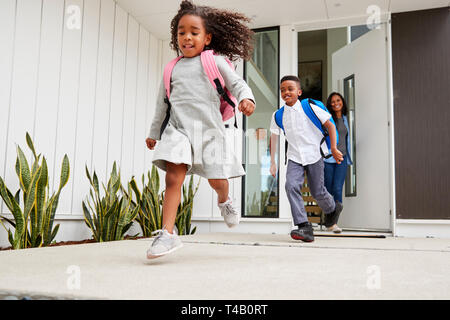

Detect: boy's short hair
[280, 75, 301, 89]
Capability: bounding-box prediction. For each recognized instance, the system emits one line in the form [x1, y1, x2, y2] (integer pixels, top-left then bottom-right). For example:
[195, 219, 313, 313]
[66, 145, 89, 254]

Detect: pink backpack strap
[201, 50, 239, 128]
[163, 55, 183, 99]
[200, 50, 228, 90]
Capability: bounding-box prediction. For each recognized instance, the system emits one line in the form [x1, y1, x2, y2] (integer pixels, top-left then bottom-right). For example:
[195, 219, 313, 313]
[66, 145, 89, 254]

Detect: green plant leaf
[58, 154, 70, 192]
[15, 158, 20, 183]
[33, 157, 48, 246]
[14, 189, 20, 206]
[0, 177, 15, 214]
[50, 224, 60, 243]
[93, 171, 99, 195]
[17, 146, 31, 193]
[0, 177, 25, 248]
[0, 215, 16, 228]
[7, 229, 14, 247]
[129, 178, 141, 204]
[85, 164, 93, 184]
[26, 132, 38, 160]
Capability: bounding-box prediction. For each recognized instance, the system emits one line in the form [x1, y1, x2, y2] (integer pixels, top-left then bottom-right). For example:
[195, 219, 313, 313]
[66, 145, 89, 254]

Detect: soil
[0, 235, 151, 251]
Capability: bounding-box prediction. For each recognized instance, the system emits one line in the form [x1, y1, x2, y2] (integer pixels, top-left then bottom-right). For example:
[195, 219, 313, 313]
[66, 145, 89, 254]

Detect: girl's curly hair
[170, 0, 254, 61]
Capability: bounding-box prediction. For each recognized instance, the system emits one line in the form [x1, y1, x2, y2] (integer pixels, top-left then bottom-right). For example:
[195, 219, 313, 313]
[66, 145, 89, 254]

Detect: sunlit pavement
[1, 232, 449, 300]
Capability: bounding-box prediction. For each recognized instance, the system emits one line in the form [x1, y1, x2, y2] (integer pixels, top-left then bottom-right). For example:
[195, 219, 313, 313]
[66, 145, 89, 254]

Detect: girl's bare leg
[162, 162, 187, 234]
[208, 179, 229, 203]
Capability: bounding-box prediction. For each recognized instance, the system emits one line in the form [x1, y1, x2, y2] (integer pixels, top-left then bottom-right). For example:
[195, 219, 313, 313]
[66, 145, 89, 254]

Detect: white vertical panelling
[54, 0, 84, 214]
[193, 176, 214, 219]
[144, 34, 161, 172]
[107, 6, 128, 180]
[0, 0, 17, 214]
[91, 0, 115, 183]
[71, 0, 101, 215]
[0, 0, 166, 220]
[120, 17, 139, 182]
[132, 26, 150, 180]
[4, 0, 42, 203]
[34, 0, 65, 194]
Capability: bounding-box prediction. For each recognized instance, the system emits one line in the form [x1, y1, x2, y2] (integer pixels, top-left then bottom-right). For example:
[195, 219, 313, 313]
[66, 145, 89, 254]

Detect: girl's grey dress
[148, 55, 255, 179]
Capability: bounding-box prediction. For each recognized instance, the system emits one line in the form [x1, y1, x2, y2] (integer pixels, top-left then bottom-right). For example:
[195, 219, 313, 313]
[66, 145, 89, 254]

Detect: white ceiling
[114, 0, 449, 39]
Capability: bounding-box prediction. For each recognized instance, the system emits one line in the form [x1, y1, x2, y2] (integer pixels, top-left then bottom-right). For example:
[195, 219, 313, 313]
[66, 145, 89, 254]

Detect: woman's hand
[238, 99, 255, 116]
[146, 138, 157, 150]
[331, 147, 343, 164]
[270, 162, 277, 177]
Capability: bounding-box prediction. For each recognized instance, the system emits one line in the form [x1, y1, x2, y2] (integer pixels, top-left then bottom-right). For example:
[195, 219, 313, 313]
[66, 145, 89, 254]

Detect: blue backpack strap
[274, 107, 288, 164]
[301, 98, 338, 159]
[274, 107, 285, 133]
[300, 99, 323, 132]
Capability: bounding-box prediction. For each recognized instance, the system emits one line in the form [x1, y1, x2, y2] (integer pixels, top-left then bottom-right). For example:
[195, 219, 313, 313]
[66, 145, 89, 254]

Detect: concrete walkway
[0, 232, 449, 300]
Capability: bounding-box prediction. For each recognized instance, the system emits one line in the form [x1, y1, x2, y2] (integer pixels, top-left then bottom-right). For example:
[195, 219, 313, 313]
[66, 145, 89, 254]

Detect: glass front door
[243, 27, 279, 218]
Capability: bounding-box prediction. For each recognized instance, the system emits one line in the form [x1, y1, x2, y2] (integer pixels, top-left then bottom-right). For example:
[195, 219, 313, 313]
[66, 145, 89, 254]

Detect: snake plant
[128, 165, 163, 237]
[0, 132, 69, 249]
[128, 165, 200, 236]
[82, 162, 139, 242]
[175, 174, 200, 235]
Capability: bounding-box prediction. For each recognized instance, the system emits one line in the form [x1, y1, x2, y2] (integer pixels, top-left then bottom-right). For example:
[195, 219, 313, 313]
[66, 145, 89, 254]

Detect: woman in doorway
[324, 92, 353, 233]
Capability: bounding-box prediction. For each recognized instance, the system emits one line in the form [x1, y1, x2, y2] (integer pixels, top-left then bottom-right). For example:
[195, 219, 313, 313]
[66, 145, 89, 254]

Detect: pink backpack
[162, 50, 238, 129]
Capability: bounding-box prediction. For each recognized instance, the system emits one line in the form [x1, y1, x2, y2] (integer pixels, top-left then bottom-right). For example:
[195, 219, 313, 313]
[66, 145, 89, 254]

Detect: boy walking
[270, 76, 344, 242]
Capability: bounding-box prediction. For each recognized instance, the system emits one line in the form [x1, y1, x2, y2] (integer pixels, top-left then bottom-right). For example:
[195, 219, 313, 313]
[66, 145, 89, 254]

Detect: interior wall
[297, 30, 327, 102]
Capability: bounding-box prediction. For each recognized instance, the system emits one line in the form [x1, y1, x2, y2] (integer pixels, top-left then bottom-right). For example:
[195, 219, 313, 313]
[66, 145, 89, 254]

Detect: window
[243, 27, 279, 217]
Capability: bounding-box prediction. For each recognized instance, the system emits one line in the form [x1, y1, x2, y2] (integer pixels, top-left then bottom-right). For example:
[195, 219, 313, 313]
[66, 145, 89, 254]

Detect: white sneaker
[218, 197, 240, 228]
[146, 228, 183, 259]
[327, 224, 342, 233]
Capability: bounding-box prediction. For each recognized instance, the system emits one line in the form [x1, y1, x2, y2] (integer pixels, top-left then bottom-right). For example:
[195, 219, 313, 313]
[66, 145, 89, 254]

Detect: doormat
[314, 233, 387, 238]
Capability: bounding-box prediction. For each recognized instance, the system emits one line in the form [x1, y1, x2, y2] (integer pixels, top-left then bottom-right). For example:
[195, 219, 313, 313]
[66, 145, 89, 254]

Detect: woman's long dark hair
[326, 92, 348, 120]
[170, 0, 254, 61]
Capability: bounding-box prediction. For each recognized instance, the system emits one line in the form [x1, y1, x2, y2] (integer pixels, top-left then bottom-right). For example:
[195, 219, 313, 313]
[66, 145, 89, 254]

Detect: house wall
[0, 0, 163, 247]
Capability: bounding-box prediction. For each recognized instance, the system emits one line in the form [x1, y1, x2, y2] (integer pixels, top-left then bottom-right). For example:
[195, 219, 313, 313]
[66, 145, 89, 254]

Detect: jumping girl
[145, 0, 255, 258]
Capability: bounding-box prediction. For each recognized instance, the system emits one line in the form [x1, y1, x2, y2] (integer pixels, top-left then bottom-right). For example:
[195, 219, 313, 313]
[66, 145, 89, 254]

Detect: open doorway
[298, 24, 392, 232]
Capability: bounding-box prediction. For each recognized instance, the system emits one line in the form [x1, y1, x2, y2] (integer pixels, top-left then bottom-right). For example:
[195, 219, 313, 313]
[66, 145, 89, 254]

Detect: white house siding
[0, 0, 163, 246]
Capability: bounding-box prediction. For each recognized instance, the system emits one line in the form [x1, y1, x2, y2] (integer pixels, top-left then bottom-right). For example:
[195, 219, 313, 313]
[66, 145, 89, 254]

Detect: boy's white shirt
[270, 99, 331, 166]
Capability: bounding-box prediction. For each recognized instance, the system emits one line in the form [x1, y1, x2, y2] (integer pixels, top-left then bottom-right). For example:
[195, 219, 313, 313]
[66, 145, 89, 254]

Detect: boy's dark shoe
[290, 222, 314, 242]
[324, 201, 343, 228]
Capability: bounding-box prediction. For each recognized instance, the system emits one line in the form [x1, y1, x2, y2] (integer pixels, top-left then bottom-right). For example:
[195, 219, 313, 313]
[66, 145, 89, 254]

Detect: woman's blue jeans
[324, 155, 348, 203]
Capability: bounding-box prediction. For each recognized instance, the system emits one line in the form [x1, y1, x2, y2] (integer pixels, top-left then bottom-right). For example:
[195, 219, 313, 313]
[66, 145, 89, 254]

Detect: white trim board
[397, 219, 450, 225]
[192, 220, 293, 235]
[396, 219, 450, 239]
[293, 13, 390, 32]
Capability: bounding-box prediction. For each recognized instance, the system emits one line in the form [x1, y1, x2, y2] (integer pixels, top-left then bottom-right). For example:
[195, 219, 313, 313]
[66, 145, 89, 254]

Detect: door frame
[294, 15, 396, 233]
[242, 26, 281, 219]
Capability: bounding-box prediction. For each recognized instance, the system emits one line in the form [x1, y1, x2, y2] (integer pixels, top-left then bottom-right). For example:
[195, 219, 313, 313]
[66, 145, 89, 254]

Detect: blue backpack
[274, 98, 338, 161]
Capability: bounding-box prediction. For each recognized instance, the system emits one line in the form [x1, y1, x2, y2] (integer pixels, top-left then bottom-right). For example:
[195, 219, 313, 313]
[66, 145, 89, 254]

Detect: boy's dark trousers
[285, 159, 336, 225]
